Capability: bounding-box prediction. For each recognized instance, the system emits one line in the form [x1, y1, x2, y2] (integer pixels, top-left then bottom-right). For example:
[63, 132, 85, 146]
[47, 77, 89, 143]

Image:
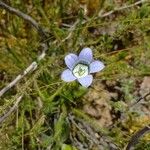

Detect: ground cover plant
[0, 0, 150, 149]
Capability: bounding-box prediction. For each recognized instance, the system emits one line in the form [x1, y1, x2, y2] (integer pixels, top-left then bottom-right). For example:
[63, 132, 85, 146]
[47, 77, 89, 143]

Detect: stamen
[73, 63, 89, 78]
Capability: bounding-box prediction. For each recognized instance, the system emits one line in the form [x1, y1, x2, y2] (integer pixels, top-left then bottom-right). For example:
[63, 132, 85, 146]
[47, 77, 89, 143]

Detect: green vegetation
[0, 0, 150, 149]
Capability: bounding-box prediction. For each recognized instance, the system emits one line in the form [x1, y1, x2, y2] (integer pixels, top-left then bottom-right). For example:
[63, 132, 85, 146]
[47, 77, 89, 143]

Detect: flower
[61, 47, 105, 87]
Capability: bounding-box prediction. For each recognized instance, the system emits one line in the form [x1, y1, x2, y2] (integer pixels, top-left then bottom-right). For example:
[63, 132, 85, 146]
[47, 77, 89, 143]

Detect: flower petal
[78, 75, 93, 87]
[79, 48, 93, 63]
[61, 69, 76, 82]
[65, 54, 78, 70]
[90, 60, 105, 73]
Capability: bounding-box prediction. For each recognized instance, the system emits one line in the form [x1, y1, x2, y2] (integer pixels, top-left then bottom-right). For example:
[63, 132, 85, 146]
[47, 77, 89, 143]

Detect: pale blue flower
[61, 48, 105, 87]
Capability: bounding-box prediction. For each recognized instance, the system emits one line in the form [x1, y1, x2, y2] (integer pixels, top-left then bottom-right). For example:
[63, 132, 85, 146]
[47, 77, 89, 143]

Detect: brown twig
[68, 114, 100, 145]
[0, 95, 23, 124]
[126, 124, 150, 150]
[61, 19, 79, 43]
[99, 0, 148, 18]
[0, 0, 149, 97]
[130, 92, 150, 107]
[0, 43, 48, 97]
[0, 1, 49, 97]
[0, 1, 47, 38]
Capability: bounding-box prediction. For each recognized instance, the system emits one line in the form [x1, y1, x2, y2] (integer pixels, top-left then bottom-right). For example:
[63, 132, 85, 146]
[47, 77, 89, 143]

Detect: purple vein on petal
[65, 53, 78, 70]
[78, 75, 93, 87]
[79, 48, 93, 63]
[61, 69, 76, 82]
[90, 60, 105, 73]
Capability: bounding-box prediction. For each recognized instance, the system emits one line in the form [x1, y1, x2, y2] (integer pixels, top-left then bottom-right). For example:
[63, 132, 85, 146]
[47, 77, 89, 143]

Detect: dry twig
[126, 124, 150, 150]
[99, 0, 148, 18]
[0, 1, 48, 97]
[130, 92, 150, 107]
[0, 1, 46, 38]
[0, 0, 148, 97]
[0, 95, 23, 124]
[0, 43, 48, 97]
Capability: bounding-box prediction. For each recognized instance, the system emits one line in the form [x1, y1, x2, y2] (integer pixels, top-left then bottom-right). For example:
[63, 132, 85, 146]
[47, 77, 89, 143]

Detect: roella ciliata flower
[61, 48, 105, 87]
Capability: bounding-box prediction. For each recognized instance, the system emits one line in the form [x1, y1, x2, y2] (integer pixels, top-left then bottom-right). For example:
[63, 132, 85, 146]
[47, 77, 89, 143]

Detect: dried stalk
[0, 1, 48, 97]
[0, 0, 148, 97]
[0, 1, 47, 38]
[99, 0, 148, 18]
[130, 92, 150, 107]
[0, 95, 23, 124]
[0, 43, 48, 97]
[126, 125, 150, 150]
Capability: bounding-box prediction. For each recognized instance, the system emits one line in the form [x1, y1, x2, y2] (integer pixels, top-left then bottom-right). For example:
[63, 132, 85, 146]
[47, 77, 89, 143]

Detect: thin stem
[126, 125, 150, 150]
[0, 0, 47, 38]
[0, 95, 23, 124]
[0, 1, 49, 97]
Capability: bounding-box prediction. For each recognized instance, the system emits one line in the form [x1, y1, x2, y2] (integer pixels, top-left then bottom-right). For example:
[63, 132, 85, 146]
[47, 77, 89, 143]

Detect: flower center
[73, 63, 89, 78]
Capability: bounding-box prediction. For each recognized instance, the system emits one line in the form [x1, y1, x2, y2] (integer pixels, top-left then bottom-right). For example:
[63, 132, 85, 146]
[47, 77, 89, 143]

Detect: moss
[0, 0, 150, 149]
